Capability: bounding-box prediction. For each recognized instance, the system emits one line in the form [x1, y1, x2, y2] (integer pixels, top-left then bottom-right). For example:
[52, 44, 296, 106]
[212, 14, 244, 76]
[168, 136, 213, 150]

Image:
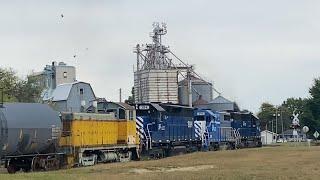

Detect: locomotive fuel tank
[0, 103, 61, 158]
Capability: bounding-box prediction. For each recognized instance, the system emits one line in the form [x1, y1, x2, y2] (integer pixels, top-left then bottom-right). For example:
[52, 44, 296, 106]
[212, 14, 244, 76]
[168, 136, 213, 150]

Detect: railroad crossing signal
[313, 131, 319, 139]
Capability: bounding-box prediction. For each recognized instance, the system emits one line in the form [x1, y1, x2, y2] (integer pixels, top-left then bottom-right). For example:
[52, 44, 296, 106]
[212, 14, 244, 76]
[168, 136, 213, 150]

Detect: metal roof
[178, 75, 212, 86]
[160, 103, 194, 109]
[44, 81, 92, 101]
[209, 95, 233, 104]
[50, 83, 73, 101]
[115, 102, 135, 110]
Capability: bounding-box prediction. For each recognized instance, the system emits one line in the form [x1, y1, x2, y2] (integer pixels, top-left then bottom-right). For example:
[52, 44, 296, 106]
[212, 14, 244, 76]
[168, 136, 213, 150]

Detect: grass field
[1, 144, 320, 180]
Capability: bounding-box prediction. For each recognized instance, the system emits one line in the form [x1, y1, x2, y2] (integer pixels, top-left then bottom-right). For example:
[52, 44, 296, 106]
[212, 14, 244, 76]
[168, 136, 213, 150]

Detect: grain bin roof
[44, 81, 95, 101]
[209, 95, 233, 104]
[178, 75, 212, 86]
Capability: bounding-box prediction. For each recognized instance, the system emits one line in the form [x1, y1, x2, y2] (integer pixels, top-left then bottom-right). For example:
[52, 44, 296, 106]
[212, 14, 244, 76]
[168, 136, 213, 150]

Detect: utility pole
[276, 108, 278, 134]
[119, 88, 122, 103]
[281, 108, 284, 142]
[187, 67, 192, 107]
[271, 119, 274, 143]
[273, 107, 281, 143]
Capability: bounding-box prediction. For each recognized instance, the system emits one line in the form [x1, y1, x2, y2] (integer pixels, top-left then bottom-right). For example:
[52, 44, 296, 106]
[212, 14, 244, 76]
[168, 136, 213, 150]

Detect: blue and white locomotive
[135, 103, 202, 158]
[193, 109, 262, 149]
[194, 109, 237, 150]
[230, 111, 262, 147]
[135, 103, 262, 158]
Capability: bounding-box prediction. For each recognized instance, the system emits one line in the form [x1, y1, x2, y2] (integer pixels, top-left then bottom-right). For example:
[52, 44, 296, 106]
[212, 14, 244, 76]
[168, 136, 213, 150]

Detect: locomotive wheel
[31, 156, 41, 172]
[7, 164, 19, 174]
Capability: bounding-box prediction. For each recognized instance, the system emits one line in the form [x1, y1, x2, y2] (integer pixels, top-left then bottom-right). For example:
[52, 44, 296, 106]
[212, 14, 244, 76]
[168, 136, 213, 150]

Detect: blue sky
[1, 0, 320, 112]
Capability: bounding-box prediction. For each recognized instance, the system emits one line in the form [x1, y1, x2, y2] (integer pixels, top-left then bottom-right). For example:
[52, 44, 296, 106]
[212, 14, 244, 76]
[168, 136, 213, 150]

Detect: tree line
[0, 67, 43, 103]
[258, 78, 320, 135]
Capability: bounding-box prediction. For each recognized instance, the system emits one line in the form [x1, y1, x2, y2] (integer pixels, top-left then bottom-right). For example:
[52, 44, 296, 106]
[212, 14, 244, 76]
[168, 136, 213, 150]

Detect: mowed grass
[1, 144, 320, 180]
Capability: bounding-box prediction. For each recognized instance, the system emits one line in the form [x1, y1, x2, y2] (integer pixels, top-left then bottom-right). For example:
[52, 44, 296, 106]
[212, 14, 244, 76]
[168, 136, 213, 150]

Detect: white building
[261, 130, 277, 145]
[30, 61, 76, 101]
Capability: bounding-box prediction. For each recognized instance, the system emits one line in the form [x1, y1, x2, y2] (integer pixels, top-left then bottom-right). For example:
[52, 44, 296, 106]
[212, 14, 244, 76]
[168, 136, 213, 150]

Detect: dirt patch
[130, 165, 216, 174]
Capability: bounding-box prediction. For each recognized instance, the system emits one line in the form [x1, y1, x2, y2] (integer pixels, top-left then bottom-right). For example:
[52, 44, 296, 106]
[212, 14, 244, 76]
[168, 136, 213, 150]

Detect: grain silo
[178, 75, 213, 106]
[134, 23, 181, 104]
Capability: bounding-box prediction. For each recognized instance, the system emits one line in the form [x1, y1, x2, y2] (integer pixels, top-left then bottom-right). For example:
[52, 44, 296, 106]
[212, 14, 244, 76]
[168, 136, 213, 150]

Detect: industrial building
[133, 23, 217, 107]
[134, 23, 181, 104]
[193, 95, 240, 112]
[178, 75, 213, 106]
[207, 95, 240, 112]
[30, 61, 76, 100]
[43, 81, 96, 113]
[134, 69, 178, 103]
[261, 130, 277, 145]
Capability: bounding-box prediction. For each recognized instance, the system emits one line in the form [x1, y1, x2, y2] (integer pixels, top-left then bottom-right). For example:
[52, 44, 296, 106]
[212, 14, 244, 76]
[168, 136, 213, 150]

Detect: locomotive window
[224, 115, 231, 121]
[129, 110, 134, 120]
[119, 108, 126, 119]
[195, 116, 205, 121]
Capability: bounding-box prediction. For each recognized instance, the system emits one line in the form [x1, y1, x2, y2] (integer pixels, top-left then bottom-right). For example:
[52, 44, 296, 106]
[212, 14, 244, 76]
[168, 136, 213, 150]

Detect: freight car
[135, 103, 202, 158]
[0, 103, 62, 173]
[0, 102, 140, 173]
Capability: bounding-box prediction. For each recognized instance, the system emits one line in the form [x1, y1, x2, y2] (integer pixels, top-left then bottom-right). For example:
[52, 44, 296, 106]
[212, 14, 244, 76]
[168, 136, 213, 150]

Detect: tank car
[0, 103, 62, 173]
[135, 103, 202, 158]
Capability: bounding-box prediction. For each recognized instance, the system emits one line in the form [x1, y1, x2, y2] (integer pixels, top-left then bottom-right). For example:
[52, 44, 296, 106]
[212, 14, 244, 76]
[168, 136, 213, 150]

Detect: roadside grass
[1, 145, 320, 180]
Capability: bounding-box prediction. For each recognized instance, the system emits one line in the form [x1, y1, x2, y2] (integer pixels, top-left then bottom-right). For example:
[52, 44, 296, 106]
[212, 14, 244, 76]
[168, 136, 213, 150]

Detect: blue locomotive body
[135, 103, 201, 157]
[193, 109, 262, 149]
[230, 112, 262, 147]
[136, 103, 262, 157]
[194, 109, 236, 150]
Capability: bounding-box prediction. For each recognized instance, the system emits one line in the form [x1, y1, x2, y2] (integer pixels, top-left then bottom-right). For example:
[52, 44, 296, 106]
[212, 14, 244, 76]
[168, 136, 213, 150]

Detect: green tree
[258, 99, 304, 133]
[305, 78, 320, 133]
[125, 87, 135, 104]
[282, 98, 308, 131]
[308, 78, 320, 120]
[0, 67, 43, 103]
[0, 68, 19, 102]
[257, 103, 276, 131]
[14, 75, 44, 103]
